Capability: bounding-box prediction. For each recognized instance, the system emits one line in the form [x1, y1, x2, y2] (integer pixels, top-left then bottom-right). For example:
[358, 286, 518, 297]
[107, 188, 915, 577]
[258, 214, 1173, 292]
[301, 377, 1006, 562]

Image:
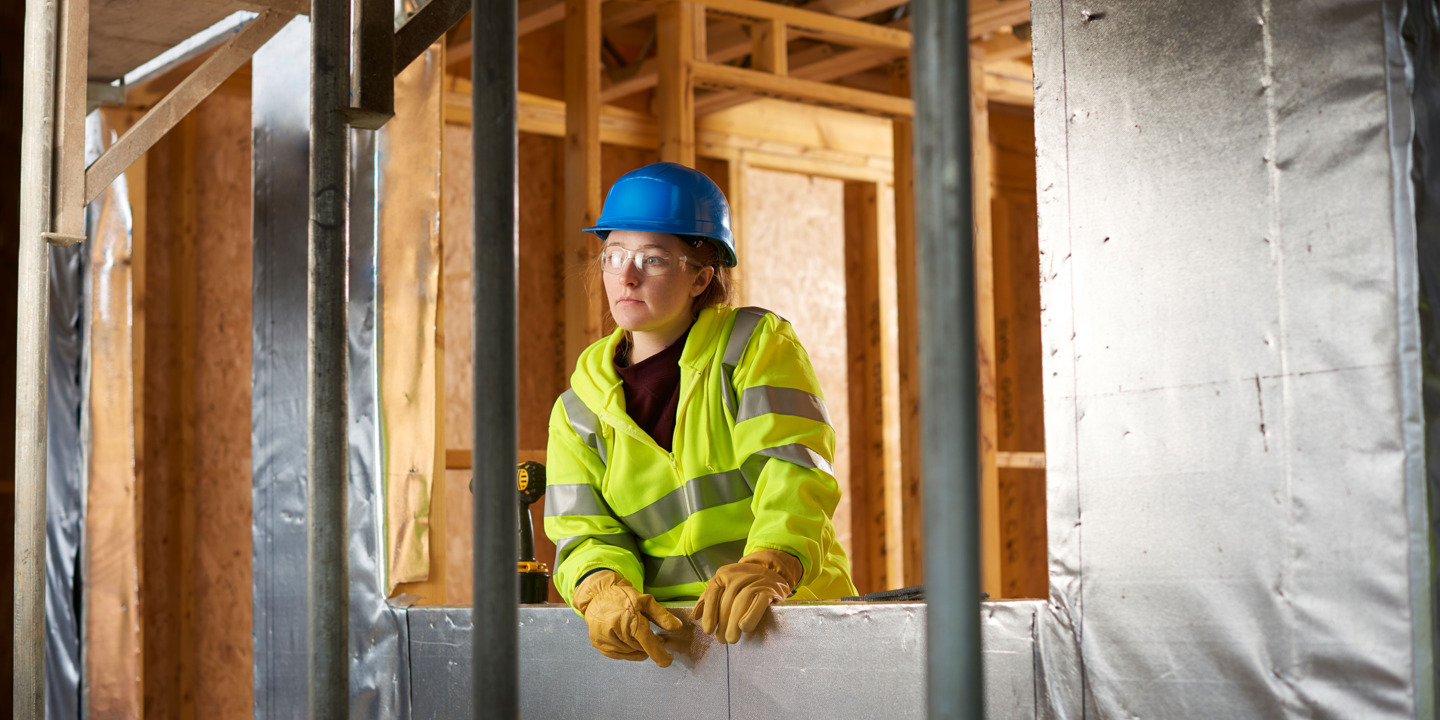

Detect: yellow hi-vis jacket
[544, 304, 857, 607]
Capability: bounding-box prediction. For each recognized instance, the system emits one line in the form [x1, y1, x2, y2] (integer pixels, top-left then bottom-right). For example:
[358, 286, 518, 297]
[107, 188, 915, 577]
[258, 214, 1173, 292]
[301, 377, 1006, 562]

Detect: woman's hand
[694, 549, 802, 644]
[573, 570, 684, 667]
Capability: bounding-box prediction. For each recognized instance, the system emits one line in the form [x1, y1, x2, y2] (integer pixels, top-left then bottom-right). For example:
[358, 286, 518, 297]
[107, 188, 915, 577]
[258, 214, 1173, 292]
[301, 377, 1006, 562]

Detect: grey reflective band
[553, 532, 639, 567]
[643, 539, 748, 588]
[620, 470, 753, 539]
[741, 443, 835, 485]
[736, 385, 833, 427]
[545, 483, 615, 519]
[561, 388, 607, 465]
[721, 306, 770, 418]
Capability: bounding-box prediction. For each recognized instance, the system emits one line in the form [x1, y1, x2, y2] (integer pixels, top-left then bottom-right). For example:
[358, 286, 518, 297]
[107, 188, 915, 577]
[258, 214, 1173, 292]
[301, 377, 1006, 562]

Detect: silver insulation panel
[1032, 0, 1432, 716]
[252, 18, 409, 717]
[407, 601, 1049, 719]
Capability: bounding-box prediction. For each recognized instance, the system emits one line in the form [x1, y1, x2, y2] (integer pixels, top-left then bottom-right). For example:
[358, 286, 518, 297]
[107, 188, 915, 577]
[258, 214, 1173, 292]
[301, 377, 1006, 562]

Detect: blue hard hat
[584, 162, 737, 268]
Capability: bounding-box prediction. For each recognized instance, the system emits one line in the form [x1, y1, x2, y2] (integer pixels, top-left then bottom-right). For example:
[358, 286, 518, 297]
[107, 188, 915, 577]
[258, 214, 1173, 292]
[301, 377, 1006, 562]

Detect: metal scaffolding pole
[14, 0, 61, 712]
[472, 0, 520, 717]
[307, 0, 351, 715]
[911, 1, 983, 719]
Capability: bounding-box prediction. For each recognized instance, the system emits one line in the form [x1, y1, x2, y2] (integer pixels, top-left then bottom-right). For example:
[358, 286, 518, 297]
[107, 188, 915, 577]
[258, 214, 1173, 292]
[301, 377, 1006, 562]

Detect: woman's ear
[691, 265, 716, 297]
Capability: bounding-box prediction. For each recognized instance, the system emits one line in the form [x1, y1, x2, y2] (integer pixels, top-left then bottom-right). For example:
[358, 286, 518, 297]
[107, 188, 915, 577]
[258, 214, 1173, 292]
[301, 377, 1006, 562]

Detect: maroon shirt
[615, 329, 690, 452]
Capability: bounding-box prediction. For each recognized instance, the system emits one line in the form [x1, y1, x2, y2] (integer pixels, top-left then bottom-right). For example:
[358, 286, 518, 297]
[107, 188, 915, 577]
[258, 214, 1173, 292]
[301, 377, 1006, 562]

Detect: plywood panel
[989, 101, 1046, 599]
[142, 91, 253, 719]
[739, 167, 852, 557]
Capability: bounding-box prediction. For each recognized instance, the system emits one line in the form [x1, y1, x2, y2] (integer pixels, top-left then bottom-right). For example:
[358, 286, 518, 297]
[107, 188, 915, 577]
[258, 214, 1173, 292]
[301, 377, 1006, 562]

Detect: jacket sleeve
[728, 315, 841, 589]
[543, 394, 645, 609]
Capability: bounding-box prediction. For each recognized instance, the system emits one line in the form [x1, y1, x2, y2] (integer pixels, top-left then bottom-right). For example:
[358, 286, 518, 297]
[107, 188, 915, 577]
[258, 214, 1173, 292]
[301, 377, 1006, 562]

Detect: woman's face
[602, 230, 714, 336]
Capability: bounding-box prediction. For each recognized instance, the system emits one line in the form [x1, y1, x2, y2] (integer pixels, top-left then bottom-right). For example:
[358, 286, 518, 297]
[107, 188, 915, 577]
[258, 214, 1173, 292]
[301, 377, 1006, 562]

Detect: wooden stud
[887, 58, 923, 588]
[657, 1, 699, 165]
[564, 0, 605, 369]
[53, 0, 90, 240]
[697, 45, 892, 115]
[970, 46, 1001, 599]
[751, 17, 787, 75]
[970, 0, 1030, 38]
[844, 180, 885, 593]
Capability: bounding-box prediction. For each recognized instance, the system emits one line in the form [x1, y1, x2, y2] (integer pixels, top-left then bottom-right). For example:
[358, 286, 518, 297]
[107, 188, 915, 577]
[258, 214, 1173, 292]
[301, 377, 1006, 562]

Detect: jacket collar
[569, 304, 736, 416]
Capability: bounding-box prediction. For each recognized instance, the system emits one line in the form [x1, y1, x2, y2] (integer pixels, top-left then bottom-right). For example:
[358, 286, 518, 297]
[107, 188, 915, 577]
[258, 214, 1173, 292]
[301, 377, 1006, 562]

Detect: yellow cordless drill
[516, 461, 551, 603]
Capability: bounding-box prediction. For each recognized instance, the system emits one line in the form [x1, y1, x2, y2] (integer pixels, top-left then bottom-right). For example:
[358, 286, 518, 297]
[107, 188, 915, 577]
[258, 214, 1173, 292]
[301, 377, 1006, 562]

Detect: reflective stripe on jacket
[544, 304, 857, 607]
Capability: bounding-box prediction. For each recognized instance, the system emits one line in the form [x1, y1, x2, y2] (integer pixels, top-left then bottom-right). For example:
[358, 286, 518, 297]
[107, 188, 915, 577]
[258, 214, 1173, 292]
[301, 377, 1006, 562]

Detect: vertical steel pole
[911, 1, 983, 719]
[308, 0, 351, 715]
[14, 0, 60, 713]
[473, 0, 520, 718]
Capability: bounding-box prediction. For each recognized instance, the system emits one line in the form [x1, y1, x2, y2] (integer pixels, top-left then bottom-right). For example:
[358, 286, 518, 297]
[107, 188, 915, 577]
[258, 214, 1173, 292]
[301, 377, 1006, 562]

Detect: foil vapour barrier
[405, 601, 1050, 719]
[252, 18, 410, 717]
[378, 39, 444, 591]
[1404, 0, 1440, 678]
[43, 118, 92, 720]
[1033, 0, 1432, 716]
[81, 111, 141, 718]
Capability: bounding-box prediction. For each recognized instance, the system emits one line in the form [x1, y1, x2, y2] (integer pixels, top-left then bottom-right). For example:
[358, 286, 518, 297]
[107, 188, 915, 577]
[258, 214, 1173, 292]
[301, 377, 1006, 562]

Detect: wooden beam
[520, 0, 567, 35]
[751, 17, 787, 74]
[844, 180, 886, 593]
[996, 451, 1046, 469]
[564, 0, 606, 368]
[800, 0, 908, 16]
[976, 27, 1031, 62]
[970, 0, 1029, 38]
[691, 60, 913, 118]
[353, 0, 396, 129]
[887, 58, 923, 588]
[85, 10, 293, 205]
[600, 19, 749, 102]
[656, 1, 700, 165]
[655, 0, 910, 51]
[970, 46, 1001, 600]
[695, 44, 892, 115]
[53, 0, 90, 243]
[983, 58, 1034, 106]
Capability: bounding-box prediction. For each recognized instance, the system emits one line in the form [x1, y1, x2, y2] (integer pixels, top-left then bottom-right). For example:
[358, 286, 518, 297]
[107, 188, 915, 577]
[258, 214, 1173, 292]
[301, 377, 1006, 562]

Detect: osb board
[441, 128, 566, 453]
[738, 167, 853, 558]
[989, 101, 1046, 599]
[142, 92, 253, 718]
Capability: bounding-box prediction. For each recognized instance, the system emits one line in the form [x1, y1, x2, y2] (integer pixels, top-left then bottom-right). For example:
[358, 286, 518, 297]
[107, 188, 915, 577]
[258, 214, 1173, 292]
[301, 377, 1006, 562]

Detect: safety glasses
[600, 246, 702, 277]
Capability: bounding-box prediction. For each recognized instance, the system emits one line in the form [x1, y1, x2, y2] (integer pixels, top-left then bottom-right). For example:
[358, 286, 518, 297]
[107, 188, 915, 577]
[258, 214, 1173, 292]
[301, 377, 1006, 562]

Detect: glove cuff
[572, 569, 621, 614]
[739, 549, 803, 593]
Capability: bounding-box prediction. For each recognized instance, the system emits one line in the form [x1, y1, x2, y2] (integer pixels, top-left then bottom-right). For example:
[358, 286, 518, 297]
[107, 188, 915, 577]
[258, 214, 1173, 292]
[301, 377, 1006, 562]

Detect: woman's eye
[643, 255, 666, 267]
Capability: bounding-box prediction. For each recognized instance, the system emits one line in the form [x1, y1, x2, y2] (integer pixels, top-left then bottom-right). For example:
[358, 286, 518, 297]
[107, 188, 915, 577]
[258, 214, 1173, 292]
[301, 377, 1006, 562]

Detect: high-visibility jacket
[544, 304, 857, 607]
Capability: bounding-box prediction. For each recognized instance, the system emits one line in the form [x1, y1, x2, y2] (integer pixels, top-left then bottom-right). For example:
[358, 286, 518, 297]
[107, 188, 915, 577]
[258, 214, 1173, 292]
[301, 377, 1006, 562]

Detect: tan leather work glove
[694, 549, 803, 644]
[573, 570, 684, 667]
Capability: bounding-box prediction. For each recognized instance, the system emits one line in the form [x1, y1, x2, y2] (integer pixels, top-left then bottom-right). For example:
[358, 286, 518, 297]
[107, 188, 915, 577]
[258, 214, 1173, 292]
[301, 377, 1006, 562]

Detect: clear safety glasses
[599, 246, 701, 277]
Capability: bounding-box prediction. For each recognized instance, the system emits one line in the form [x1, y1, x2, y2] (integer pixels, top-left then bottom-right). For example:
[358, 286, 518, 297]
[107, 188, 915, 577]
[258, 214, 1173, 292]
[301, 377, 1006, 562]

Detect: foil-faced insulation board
[408, 601, 1049, 719]
[1032, 0, 1432, 716]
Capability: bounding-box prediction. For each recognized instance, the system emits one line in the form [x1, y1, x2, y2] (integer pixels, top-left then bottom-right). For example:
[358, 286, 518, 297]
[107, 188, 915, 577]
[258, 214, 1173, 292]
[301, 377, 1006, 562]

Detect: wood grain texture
[656, 1, 697, 165]
[563, 0, 605, 370]
[739, 167, 853, 559]
[888, 59, 923, 588]
[970, 49, 1000, 599]
[85, 113, 142, 720]
[989, 101, 1045, 599]
[142, 92, 253, 720]
[843, 180, 884, 593]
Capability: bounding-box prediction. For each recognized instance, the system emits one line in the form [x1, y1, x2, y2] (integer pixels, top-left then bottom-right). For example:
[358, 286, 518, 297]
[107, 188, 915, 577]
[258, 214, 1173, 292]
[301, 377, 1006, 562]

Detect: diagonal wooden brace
[83, 9, 295, 206]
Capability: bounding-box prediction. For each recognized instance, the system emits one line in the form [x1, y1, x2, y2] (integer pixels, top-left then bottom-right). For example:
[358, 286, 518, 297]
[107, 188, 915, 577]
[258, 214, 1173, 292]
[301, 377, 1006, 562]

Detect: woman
[544, 162, 856, 668]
